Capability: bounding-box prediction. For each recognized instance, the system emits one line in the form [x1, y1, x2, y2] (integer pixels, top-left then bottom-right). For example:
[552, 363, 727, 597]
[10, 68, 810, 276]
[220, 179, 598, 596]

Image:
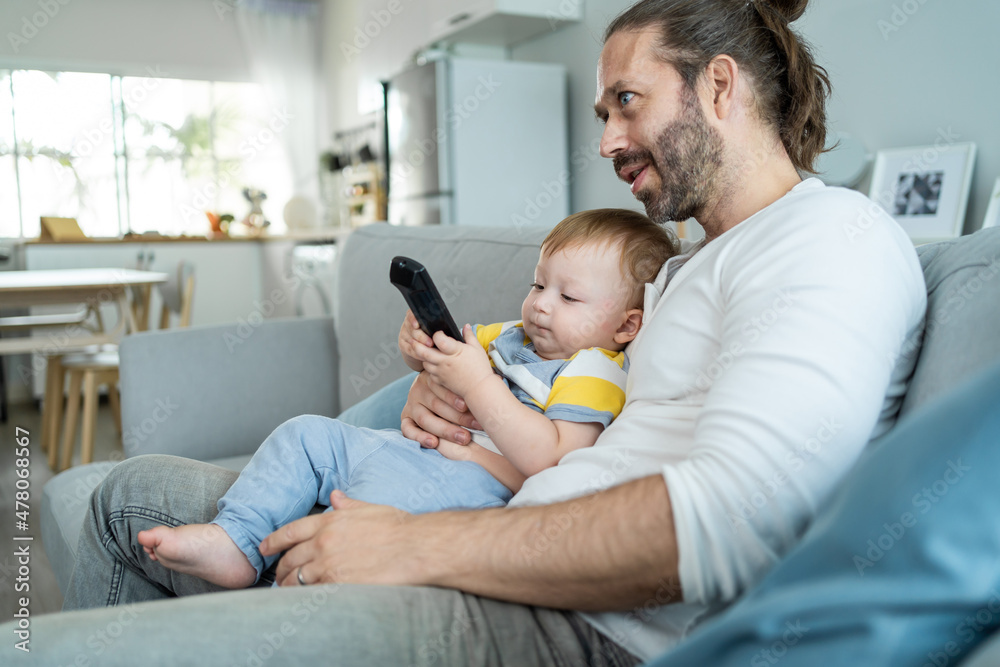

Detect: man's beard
[614, 89, 724, 224]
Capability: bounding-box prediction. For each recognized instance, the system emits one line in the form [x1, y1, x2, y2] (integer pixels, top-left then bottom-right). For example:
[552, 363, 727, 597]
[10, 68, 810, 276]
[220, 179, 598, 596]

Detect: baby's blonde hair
[542, 209, 679, 308]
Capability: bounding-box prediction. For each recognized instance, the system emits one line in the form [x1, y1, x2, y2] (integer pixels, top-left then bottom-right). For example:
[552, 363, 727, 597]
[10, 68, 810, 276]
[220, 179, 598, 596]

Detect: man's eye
[618, 91, 634, 107]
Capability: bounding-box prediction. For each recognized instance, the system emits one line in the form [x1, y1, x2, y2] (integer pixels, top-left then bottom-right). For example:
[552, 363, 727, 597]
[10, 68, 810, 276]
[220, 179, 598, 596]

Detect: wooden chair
[5, 305, 106, 465]
[127, 250, 157, 332]
[55, 262, 195, 472]
[36, 252, 152, 461]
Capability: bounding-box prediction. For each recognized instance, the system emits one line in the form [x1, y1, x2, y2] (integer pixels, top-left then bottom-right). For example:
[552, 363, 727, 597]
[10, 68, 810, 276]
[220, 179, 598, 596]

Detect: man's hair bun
[758, 0, 808, 23]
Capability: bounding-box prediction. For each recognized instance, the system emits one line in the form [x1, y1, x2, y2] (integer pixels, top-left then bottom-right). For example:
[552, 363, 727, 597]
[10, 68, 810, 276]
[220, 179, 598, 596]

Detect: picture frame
[868, 142, 977, 244]
[983, 177, 1000, 230]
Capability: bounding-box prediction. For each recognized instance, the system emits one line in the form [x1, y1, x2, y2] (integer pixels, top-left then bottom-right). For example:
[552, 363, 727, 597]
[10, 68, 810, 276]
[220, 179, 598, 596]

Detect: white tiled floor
[1, 398, 123, 617]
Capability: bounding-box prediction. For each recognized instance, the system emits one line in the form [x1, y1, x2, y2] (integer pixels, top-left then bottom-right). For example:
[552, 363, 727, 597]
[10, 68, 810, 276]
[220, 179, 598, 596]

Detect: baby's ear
[614, 309, 643, 345]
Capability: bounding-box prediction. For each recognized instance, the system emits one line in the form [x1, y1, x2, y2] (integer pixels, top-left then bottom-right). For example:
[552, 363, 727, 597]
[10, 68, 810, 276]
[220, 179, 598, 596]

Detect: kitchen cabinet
[428, 0, 582, 47]
[25, 241, 264, 330]
[23, 240, 263, 399]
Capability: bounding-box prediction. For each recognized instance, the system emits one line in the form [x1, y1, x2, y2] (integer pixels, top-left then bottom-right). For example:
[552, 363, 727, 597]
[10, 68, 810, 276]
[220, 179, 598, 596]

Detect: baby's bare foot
[137, 524, 256, 589]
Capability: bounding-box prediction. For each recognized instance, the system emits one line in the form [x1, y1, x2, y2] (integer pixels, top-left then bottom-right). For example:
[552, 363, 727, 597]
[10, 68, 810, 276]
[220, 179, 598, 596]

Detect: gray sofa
[38, 222, 1000, 663]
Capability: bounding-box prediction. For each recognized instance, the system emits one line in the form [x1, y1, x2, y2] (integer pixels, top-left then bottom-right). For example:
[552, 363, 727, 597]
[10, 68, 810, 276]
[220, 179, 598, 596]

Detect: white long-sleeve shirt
[508, 179, 927, 660]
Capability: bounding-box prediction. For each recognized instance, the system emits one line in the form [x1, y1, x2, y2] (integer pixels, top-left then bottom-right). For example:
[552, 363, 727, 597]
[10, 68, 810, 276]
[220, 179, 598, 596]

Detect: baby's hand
[398, 310, 434, 371]
[410, 324, 494, 398]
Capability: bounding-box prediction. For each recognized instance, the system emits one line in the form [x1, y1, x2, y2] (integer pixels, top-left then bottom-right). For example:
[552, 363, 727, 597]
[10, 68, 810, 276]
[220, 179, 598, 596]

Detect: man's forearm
[412, 474, 682, 611]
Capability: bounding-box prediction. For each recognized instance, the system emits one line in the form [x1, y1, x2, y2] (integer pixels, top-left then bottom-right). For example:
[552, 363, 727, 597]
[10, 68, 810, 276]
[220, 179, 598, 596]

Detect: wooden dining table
[0, 268, 168, 460]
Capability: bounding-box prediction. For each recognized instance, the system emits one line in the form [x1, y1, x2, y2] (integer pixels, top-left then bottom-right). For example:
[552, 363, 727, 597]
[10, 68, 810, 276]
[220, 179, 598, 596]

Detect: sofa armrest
[118, 316, 338, 461]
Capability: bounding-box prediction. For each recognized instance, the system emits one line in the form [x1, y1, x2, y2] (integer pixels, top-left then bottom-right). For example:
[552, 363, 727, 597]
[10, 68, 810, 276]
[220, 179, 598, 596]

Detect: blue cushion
[336, 371, 415, 430]
[648, 358, 1000, 666]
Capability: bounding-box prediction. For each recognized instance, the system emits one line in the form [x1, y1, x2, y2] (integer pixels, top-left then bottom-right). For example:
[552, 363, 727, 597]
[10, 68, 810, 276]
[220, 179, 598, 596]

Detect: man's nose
[600, 116, 628, 158]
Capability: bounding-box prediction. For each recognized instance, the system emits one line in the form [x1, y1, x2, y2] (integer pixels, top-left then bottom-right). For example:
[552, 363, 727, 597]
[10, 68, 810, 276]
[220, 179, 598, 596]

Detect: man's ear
[703, 54, 740, 121]
[614, 309, 644, 345]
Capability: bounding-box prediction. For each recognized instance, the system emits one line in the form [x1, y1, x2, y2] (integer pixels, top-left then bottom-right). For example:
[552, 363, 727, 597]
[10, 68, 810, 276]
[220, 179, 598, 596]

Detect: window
[0, 69, 292, 239]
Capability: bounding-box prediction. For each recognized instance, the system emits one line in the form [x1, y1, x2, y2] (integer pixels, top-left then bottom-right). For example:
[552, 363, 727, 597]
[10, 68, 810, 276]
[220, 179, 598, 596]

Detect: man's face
[595, 29, 724, 224]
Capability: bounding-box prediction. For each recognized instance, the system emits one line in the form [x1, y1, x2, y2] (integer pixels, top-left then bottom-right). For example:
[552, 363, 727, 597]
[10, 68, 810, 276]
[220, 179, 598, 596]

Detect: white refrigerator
[386, 57, 568, 227]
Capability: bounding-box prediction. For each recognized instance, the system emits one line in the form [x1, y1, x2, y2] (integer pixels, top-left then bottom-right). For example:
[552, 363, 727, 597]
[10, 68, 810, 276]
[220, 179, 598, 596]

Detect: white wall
[510, 0, 1000, 233]
[797, 0, 1000, 233]
[0, 0, 250, 81]
[321, 0, 367, 131]
[510, 0, 638, 216]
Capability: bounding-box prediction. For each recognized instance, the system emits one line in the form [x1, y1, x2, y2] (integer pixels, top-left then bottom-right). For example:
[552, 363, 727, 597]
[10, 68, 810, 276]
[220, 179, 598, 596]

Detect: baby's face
[521, 242, 634, 360]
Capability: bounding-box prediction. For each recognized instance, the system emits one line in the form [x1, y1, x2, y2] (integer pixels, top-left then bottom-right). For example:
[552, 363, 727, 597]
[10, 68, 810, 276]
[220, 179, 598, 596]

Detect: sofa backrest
[899, 227, 1000, 419]
[333, 224, 550, 411]
[331, 222, 1000, 423]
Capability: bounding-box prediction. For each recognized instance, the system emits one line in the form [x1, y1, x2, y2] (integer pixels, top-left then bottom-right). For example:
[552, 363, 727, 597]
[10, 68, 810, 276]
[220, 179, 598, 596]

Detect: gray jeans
[12, 453, 640, 666]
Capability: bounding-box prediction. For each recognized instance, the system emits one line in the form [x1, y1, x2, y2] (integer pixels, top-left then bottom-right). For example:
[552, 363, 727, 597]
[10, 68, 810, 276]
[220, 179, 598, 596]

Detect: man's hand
[261, 491, 421, 588]
[260, 477, 681, 612]
[409, 325, 496, 399]
[401, 372, 481, 448]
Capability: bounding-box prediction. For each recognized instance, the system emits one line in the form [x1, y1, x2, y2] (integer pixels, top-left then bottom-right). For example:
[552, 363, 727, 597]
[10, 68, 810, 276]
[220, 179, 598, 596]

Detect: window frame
[1, 69, 283, 240]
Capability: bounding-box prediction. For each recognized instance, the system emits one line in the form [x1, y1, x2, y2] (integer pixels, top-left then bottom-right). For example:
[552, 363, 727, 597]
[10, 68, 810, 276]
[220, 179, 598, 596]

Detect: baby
[137, 208, 678, 588]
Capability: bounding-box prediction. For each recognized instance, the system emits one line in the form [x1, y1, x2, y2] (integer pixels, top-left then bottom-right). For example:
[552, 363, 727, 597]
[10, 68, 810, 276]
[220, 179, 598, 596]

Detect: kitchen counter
[22, 226, 356, 245]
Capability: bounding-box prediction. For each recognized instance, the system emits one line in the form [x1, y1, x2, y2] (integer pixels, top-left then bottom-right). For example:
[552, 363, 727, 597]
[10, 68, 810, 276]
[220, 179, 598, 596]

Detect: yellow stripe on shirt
[475, 322, 507, 352]
[546, 374, 626, 419]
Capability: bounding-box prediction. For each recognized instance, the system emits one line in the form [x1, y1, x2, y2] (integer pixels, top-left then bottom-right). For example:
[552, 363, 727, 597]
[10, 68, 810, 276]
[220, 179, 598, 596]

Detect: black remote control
[390, 256, 463, 340]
